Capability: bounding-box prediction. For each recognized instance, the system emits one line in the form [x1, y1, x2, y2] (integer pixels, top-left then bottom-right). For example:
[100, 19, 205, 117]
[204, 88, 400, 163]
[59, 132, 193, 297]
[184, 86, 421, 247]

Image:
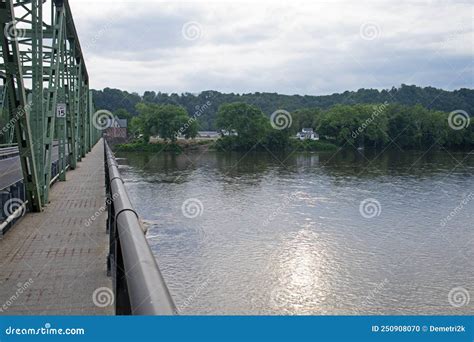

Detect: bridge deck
[0, 139, 113, 315]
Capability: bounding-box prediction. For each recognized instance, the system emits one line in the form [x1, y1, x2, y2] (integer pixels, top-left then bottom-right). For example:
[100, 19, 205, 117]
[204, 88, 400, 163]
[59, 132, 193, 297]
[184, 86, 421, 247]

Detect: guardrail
[0, 146, 19, 159]
[0, 180, 27, 236]
[0, 142, 62, 160]
[0, 145, 69, 236]
[104, 140, 176, 315]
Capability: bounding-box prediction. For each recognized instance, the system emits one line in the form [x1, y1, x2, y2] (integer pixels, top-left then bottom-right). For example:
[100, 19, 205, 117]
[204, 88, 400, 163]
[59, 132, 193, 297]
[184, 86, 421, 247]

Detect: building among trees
[297, 128, 319, 141]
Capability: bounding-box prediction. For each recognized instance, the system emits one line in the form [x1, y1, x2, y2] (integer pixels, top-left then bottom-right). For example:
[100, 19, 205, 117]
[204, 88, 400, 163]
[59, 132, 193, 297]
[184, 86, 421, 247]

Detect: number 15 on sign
[56, 103, 66, 118]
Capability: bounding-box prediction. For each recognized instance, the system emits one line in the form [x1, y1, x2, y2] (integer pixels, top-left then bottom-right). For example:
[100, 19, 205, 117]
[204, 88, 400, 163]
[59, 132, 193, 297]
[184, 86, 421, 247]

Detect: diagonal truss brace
[0, 0, 42, 212]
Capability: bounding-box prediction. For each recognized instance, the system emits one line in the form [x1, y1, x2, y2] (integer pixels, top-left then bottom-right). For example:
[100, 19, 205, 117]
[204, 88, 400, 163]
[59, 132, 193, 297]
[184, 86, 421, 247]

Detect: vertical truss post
[0, 0, 42, 212]
[57, 25, 67, 181]
[88, 89, 94, 149]
[31, 0, 44, 197]
[85, 84, 90, 153]
[42, 3, 65, 203]
[80, 81, 87, 157]
[74, 61, 82, 161]
[66, 47, 77, 169]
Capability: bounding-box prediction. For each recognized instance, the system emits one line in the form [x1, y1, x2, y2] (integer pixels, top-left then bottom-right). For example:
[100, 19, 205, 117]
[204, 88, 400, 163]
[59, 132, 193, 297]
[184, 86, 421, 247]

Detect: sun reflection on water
[270, 229, 333, 314]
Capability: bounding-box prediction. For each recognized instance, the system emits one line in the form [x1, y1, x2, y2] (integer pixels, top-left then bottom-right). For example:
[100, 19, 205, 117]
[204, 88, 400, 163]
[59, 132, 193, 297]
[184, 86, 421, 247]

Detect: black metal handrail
[104, 140, 176, 315]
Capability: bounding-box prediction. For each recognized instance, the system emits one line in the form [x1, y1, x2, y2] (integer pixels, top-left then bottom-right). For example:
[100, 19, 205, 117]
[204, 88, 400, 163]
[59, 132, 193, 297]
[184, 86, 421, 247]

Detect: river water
[116, 149, 474, 315]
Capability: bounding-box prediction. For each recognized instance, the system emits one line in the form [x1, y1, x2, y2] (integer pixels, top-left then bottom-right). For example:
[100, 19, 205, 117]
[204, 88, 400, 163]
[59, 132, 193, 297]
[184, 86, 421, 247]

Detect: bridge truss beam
[0, 0, 100, 211]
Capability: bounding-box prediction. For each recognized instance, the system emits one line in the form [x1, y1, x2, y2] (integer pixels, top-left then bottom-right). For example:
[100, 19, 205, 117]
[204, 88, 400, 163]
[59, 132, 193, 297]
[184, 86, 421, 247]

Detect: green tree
[135, 103, 197, 143]
[291, 108, 322, 134]
[114, 108, 132, 121]
[263, 130, 291, 150]
[318, 104, 389, 147]
[215, 102, 269, 149]
[129, 116, 143, 138]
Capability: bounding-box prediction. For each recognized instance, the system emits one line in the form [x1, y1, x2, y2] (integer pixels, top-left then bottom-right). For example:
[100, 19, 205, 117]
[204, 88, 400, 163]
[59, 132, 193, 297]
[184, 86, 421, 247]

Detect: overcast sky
[69, 0, 473, 96]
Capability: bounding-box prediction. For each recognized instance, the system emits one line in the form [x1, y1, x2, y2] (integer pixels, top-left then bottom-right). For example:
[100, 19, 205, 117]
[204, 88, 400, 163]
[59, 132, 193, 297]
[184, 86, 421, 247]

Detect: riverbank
[114, 138, 339, 153]
[114, 140, 213, 153]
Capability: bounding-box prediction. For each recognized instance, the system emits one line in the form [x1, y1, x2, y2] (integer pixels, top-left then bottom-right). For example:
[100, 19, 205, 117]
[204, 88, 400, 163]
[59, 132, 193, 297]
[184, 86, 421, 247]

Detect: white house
[296, 128, 319, 141]
[221, 129, 238, 137]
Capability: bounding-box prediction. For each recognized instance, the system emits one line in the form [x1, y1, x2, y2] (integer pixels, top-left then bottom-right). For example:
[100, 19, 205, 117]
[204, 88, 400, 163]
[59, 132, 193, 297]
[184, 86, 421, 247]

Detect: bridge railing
[0, 145, 70, 236]
[0, 179, 27, 236]
[104, 140, 176, 315]
[0, 146, 19, 159]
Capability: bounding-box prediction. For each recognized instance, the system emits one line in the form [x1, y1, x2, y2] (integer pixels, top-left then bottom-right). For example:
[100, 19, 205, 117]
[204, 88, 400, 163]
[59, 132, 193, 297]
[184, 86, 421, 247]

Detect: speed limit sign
[56, 103, 66, 118]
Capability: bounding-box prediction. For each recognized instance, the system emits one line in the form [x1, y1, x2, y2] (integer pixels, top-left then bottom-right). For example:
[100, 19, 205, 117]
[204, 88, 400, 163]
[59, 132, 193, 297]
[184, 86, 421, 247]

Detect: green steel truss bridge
[0, 0, 174, 315]
[0, 0, 100, 213]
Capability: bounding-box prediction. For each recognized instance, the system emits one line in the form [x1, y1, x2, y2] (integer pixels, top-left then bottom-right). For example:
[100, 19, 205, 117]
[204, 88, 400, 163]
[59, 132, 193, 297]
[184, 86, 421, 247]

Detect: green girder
[0, 0, 100, 211]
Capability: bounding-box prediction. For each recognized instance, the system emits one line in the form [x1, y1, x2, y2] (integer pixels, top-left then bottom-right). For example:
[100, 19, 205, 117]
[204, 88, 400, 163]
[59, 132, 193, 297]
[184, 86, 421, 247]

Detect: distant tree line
[126, 100, 472, 151]
[215, 102, 472, 150]
[92, 84, 474, 131]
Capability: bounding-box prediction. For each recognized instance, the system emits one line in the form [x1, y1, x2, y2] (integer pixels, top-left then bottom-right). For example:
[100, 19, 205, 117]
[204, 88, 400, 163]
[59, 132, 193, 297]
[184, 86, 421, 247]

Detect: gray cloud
[71, 0, 474, 95]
